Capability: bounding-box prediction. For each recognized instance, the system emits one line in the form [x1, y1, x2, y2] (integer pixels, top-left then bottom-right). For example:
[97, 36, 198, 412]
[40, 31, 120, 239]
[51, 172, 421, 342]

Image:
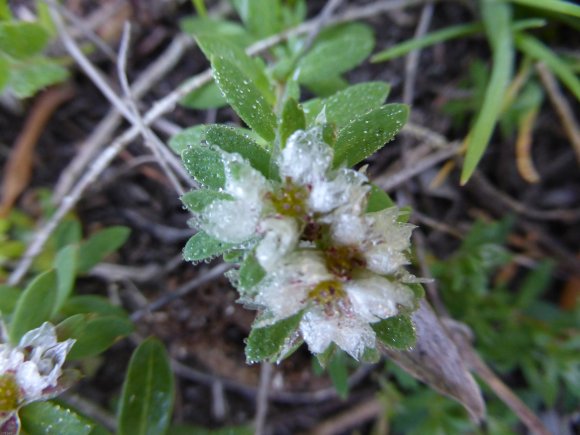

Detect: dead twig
[130, 262, 232, 321]
[536, 62, 580, 163]
[53, 33, 194, 201]
[445, 320, 552, 435]
[311, 398, 384, 435]
[254, 362, 273, 435]
[0, 84, 75, 217]
[117, 22, 185, 195]
[62, 393, 117, 432]
[403, 3, 434, 106]
[374, 143, 461, 191]
[49, 5, 186, 196]
[515, 106, 541, 183]
[469, 170, 580, 222]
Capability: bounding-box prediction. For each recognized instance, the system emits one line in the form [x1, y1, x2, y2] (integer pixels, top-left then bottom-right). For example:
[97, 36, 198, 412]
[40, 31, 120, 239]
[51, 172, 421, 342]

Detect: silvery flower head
[187, 126, 419, 360]
[0, 322, 75, 433]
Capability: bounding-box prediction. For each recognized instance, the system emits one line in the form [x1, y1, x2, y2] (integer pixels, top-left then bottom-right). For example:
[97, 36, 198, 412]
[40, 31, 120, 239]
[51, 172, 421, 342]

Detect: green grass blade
[372, 22, 482, 63]
[506, 0, 580, 17]
[515, 33, 580, 101]
[371, 19, 544, 64]
[461, 1, 514, 184]
[192, 0, 207, 17]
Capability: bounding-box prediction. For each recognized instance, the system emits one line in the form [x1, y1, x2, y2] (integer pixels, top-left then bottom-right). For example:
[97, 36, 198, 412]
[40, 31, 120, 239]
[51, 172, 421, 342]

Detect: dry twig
[403, 3, 434, 106]
[0, 84, 74, 217]
[536, 62, 580, 163]
[254, 362, 273, 435]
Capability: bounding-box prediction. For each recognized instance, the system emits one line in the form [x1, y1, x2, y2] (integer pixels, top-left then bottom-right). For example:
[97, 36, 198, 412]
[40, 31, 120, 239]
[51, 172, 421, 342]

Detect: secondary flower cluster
[0, 322, 75, 433]
[193, 127, 417, 360]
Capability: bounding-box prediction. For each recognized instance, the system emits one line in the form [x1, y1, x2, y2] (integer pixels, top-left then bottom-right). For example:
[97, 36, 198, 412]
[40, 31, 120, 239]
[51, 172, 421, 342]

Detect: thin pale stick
[374, 144, 461, 191]
[130, 262, 232, 321]
[117, 23, 185, 195]
[254, 362, 273, 435]
[403, 3, 434, 106]
[536, 62, 580, 163]
[54, 33, 193, 201]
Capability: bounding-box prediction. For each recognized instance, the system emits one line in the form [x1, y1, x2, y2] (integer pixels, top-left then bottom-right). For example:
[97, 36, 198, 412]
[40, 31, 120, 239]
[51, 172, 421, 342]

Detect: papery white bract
[200, 153, 271, 244]
[253, 251, 415, 359]
[328, 207, 415, 276]
[195, 127, 367, 267]
[0, 322, 75, 414]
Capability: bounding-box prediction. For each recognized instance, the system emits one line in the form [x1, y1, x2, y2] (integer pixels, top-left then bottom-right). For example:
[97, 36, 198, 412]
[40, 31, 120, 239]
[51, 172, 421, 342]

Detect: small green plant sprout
[0, 322, 76, 434]
[176, 2, 420, 365]
[0, 212, 134, 433]
[0, 1, 68, 99]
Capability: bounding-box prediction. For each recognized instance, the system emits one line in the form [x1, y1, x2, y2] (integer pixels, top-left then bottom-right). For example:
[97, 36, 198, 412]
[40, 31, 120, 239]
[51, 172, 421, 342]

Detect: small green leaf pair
[0, 20, 68, 98]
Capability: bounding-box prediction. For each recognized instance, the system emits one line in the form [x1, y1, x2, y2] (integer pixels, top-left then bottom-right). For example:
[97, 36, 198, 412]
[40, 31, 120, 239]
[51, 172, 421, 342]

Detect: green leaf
[169, 125, 208, 154]
[301, 75, 348, 98]
[0, 0, 12, 20]
[180, 16, 253, 45]
[315, 343, 337, 369]
[461, 1, 513, 184]
[223, 249, 244, 263]
[232, 0, 282, 38]
[205, 125, 274, 177]
[303, 81, 391, 127]
[181, 189, 233, 213]
[361, 347, 381, 363]
[279, 97, 306, 146]
[66, 314, 133, 360]
[333, 104, 409, 167]
[180, 81, 227, 109]
[372, 315, 416, 349]
[515, 33, 580, 101]
[371, 19, 544, 64]
[0, 55, 9, 92]
[36, 2, 57, 37]
[239, 253, 266, 291]
[118, 338, 175, 435]
[183, 231, 238, 262]
[9, 56, 68, 98]
[328, 351, 349, 400]
[195, 35, 273, 102]
[0, 285, 20, 314]
[297, 23, 374, 84]
[372, 22, 482, 63]
[212, 56, 277, 141]
[53, 244, 78, 315]
[515, 260, 554, 309]
[0, 22, 49, 58]
[245, 311, 303, 363]
[20, 402, 93, 435]
[61, 295, 128, 318]
[507, 0, 580, 17]
[366, 184, 395, 213]
[10, 270, 57, 344]
[181, 144, 225, 188]
[407, 283, 426, 300]
[53, 218, 82, 250]
[77, 226, 130, 274]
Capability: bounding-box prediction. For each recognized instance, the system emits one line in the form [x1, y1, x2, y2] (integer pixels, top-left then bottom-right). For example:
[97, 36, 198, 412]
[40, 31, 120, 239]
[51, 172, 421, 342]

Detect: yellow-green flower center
[0, 373, 20, 412]
[323, 245, 367, 279]
[269, 179, 309, 218]
[307, 280, 346, 305]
